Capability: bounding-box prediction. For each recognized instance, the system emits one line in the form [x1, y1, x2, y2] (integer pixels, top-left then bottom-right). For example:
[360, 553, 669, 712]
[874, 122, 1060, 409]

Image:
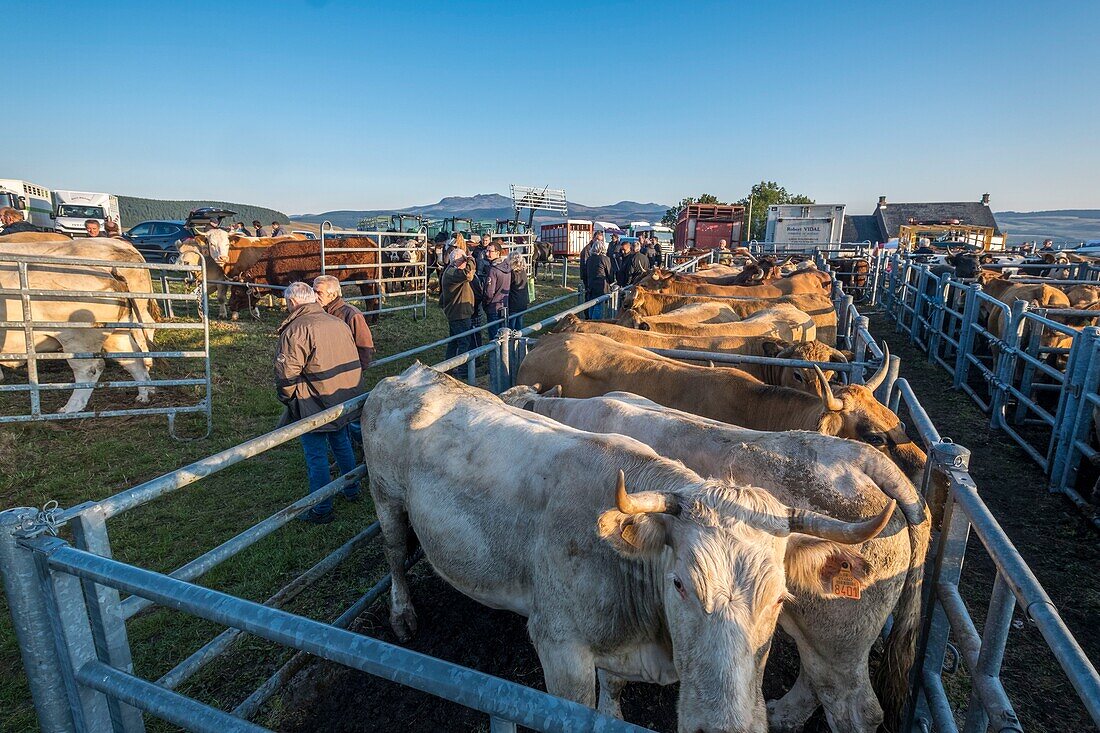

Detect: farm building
[842, 193, 1004, 245]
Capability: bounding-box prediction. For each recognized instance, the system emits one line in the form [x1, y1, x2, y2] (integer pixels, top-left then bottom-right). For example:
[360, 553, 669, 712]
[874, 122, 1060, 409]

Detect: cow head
[812, 348, 928, 482]
[553, 313, 585, 333]
[597, 471, 894, 733]
[946, 250, 981, 279]
[174, 242, 205, 284]
[760, 340, 849, 396]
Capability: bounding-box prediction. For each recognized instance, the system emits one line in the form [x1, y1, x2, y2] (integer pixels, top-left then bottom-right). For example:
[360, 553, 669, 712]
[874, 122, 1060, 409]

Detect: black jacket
[621, 252, 650, 286]
[585, 254, 614, 296]
[508, 266, 530, 314]
[0, 221, 40, 235]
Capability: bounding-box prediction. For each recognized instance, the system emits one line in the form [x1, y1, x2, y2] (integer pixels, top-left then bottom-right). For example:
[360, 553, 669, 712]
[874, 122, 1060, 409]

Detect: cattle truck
[0, 179, 54, 229]
[764, 204, 847, 246]
[51, 190, 121, 236]
[673, 204, 746, 251]
[540, 220, 592, 258]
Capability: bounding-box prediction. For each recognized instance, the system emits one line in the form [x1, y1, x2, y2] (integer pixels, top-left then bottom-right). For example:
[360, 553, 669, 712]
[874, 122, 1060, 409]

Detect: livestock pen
[1, 253, 1098, 732]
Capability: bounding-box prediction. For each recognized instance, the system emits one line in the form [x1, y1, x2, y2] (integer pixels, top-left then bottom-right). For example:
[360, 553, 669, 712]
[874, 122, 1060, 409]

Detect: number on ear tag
[832, 563, 861, 600]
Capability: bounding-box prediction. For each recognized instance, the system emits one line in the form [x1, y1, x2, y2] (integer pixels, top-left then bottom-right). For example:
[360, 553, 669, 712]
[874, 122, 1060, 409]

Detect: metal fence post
[70, 507, 145, 732]
[32, 537, 115, 731]
[928, 273, 950, 362]
[1054, 334, 1100, 493]
[962, 572, 1020, 733]
[491, 329, 512, 394]
[909, 267, 927, 344]
[954, 284, 981, 390]
[0, 509, 76, 732]
[1012, 314, 1044, 426]
[991, 300, 1027, 430]
[853, 316, 871, 381]
[905, 443, 973, 733]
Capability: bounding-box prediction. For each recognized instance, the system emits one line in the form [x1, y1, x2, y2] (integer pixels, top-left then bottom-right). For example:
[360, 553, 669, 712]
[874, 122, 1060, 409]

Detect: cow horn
[814, 366, 844, 411]
[788, 499, 896, 544]
[864, 343, 891, 392]
[615, 470, 678, 515]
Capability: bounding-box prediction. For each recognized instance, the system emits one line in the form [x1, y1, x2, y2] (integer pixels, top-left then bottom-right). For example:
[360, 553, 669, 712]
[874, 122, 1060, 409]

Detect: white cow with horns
[363, 364, 894, 733]
[500, 388, 931, 733]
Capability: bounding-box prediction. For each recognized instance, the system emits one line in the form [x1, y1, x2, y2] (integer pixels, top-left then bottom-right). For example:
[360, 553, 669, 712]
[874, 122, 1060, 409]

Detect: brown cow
[636, 268, 828, 297]
[517, 332, 925, 481]
[556, 313, 844, 395]
[620, 287, 838, 345]
[230, 238, 383, 321]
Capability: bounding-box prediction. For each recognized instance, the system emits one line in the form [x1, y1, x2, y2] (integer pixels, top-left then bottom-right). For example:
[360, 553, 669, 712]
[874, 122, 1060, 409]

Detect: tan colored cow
[0, 259, 154, 413]
[556, 314, 843, 394]
[500, 389, 929, 733]
[619, 303, 817, 341]
[517, 332, 926, 482]
[637, 268, 828, 297]
[0, 236, 161, 346]
[620, 287, 838, 345]
[364, 364, 893, 733]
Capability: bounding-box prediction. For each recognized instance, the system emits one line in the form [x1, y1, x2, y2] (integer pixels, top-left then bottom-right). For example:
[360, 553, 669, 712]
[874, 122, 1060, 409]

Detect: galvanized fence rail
[878, 252, 1100, 522]
[320, 220, 429, 318]
[0, 253, 212, 439]
[5, 248, 1100, 733]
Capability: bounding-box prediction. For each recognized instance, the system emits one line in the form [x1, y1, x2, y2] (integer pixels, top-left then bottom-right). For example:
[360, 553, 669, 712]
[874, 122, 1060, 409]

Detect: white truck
[51, 190, 121, 236]
[628, 221, 674, 247]
[0, 179, 54, 229]
[764, 204, 846, 244]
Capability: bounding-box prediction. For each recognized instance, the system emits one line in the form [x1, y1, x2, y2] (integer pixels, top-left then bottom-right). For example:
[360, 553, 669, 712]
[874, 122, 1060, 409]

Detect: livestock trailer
[673, 204, 746, 251]
[764, 204, 846, 244]
[0, 179, 53, 229]
[540, 219, 593, 258]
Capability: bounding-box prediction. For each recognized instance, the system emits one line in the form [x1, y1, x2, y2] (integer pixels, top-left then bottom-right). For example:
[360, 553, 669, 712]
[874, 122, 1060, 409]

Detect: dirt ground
[271, 314, 1100, 733]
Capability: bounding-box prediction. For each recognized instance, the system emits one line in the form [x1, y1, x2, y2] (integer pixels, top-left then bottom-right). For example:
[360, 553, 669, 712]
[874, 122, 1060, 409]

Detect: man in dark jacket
[253, 220, 269, 237]
[608, 233, 624, 271]
[482, 242, 511, 339]
[584, 240, 614, 319]
[274, 282, 363, 524]
[0, 208, 40, 234]
[507, 251, 530, 330]
[440, 249, 477, 360]
[621, 240, 651, 286]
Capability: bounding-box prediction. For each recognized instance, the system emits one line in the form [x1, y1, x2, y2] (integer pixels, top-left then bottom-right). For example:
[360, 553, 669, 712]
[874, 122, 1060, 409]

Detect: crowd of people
[437, 232, 533, 359]
[578, 230, 664, 319]
[0, 205, 288, 240]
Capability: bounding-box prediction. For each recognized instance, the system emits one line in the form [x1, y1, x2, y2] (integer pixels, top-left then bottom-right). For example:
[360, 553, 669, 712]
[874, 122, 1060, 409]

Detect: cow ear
[540, 384, 562, 397]
[597, 510, 669, 558]
[761, 340, 783, 358]
[784, 536, 871, 597]
[637, 321, 652, 331]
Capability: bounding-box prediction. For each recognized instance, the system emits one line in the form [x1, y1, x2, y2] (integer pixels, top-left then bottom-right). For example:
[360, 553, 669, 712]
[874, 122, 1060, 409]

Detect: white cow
[363, 364, 894, 733]
[500, 388, 930, 733]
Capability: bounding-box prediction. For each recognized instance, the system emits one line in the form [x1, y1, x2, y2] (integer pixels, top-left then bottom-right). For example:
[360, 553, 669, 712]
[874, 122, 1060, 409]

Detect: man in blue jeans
[274, 282, 364, 524]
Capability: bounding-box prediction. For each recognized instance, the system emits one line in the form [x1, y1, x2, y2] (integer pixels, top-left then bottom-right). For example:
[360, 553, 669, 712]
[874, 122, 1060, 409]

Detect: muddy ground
[273, 315, 1100, 733]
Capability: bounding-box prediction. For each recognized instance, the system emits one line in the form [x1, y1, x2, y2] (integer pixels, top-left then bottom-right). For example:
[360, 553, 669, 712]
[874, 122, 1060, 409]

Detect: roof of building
[842, 215, 881, 243]
[874, 200, 1002, 239]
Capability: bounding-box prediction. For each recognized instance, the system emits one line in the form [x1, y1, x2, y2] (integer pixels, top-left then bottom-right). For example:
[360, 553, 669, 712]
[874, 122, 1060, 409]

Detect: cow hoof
[390, 606, 418, 642]
[766, 701, 806, 733]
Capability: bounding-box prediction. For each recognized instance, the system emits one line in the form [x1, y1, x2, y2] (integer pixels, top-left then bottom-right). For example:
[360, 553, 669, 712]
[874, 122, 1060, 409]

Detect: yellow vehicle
[898, 222, 1001, 251]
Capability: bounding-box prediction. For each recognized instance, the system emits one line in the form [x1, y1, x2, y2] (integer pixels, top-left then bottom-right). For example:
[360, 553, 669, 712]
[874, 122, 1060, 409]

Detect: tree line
[659, 182, 814, 241]
[118, 196, 290, 227]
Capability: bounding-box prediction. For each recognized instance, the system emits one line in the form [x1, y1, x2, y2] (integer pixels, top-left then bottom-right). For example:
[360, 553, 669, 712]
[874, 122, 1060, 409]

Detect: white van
[52, 191, 121, 236]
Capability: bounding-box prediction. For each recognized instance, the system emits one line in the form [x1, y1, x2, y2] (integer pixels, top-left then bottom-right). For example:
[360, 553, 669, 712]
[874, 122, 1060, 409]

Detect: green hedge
[119, 196, 289, 226]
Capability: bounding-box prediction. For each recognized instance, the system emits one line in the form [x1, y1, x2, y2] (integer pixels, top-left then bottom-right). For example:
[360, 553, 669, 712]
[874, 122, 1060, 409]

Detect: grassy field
[0, 274, 580, 732]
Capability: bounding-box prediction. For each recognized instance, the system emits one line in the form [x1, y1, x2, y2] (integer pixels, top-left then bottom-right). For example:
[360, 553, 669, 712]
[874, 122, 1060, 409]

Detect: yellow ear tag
[832, 562, 861, 600]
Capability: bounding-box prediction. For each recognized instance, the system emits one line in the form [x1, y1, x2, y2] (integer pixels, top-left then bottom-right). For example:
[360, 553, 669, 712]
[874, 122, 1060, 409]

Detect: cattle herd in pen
[362, 255, 932, 733]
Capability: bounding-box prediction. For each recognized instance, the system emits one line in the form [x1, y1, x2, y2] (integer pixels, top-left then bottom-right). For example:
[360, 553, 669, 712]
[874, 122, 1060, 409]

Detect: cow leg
[596, 669, 628, 719]
[59, 357, 105, 414]
[104, 332, 154, 403]
[374, 496, 417, 641]
[530, 628, 596, 708]
[779, 613, 882, 733]
[766, 664, 819, 732]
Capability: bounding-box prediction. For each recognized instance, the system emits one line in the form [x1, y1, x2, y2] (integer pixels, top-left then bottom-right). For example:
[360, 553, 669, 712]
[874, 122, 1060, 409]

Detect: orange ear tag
[832, 562, 862, 600]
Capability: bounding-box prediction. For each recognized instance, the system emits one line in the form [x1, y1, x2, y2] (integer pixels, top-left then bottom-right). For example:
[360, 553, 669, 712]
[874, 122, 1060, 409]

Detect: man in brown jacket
[275, 282, 363, 524]
[439, 249, 476, 361]
[313, 275, 374, 370]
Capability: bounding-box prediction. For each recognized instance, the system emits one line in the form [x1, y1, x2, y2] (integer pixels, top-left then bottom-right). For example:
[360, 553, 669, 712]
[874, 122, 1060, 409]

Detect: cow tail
[872, 512, 931, 732]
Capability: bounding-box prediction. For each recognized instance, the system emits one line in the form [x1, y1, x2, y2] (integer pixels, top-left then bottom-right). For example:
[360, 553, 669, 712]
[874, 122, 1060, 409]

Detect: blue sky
[8, 1, 1098, 214]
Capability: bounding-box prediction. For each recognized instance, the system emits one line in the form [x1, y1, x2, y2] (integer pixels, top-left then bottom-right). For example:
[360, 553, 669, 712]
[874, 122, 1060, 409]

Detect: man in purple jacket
[482, 242, 511, 339]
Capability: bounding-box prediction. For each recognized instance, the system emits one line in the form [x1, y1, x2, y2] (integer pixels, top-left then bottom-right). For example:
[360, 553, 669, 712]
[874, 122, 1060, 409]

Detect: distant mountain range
[994, 209, 1100, 243]
[292, 194, 670, 230]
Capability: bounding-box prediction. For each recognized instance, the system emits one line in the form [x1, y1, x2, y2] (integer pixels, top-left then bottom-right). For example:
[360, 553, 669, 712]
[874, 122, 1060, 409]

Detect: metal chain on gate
[17, 500, 62, 538]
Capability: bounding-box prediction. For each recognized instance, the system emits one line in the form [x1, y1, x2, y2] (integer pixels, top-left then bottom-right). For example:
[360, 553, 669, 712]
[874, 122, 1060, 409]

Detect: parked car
[1069, 240, 1100, 257]
[186, 207, 237, 233]
[124, 220, 191, 263]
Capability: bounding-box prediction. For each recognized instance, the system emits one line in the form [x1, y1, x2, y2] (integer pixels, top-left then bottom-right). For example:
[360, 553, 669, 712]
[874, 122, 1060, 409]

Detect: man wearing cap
[440, 249, 477, 360]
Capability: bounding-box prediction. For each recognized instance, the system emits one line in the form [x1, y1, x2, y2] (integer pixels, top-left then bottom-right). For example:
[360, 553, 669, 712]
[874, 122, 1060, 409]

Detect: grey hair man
[275, 281, 363, 524]
[313, 275, 374, 370]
